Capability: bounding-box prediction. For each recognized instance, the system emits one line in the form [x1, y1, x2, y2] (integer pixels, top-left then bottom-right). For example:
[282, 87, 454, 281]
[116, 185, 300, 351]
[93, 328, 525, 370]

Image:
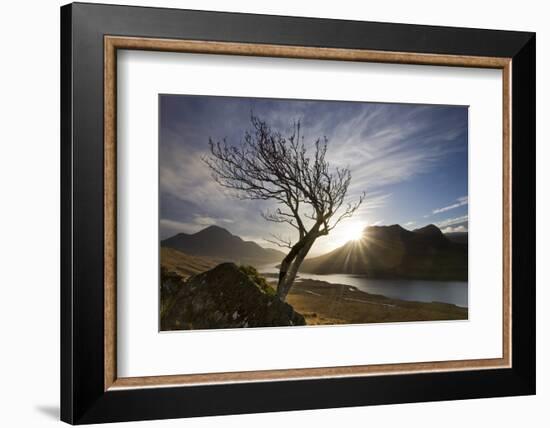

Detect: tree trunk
[276, 234, 317, 301]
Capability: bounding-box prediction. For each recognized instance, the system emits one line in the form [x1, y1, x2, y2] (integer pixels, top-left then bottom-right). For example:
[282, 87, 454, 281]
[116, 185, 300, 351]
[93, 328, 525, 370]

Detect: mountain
[300, 224, 467, 281]
[445, 232, 468, 244]
[161, 225, 285, 266]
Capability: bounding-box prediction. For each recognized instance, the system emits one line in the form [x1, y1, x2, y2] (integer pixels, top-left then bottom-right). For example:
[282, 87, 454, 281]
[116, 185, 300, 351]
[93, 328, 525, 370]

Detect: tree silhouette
[203, 115, 365, 301]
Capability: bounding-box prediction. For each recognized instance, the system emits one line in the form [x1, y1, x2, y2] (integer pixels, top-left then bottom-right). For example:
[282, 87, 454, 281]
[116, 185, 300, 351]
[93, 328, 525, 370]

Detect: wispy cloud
[321, 105, 467, 190]
[194, 215, 234, 226]
[159, 95, 468, 254]
[435, 215, 469, 228]
[432, 196, 468, 214]
[442, 225, 468, 233]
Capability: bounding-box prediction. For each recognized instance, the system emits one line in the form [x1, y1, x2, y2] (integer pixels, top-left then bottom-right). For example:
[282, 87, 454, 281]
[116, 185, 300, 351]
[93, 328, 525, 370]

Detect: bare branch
[261, 209, 300, 231]
[202, 114, 366, 300]
[265, 233, 293, 249]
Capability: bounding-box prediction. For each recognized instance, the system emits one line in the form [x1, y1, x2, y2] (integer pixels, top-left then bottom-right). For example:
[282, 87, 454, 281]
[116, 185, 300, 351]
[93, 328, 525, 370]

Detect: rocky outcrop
[161, 263, 305, 330]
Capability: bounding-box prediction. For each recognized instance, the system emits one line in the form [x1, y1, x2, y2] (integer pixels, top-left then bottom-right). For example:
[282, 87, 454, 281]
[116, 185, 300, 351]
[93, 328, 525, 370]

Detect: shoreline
[262, 271, 467, 307]
[160, 248, 468, 328]
[274, 277, 468, 325]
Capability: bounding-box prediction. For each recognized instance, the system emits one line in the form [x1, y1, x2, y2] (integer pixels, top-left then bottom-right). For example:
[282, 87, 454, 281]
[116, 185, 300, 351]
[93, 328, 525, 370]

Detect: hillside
[160, 247, 218, 279]
[300, 224, 467, 281]
[445, 232, 468, 244]
[161, 225, 285, 265]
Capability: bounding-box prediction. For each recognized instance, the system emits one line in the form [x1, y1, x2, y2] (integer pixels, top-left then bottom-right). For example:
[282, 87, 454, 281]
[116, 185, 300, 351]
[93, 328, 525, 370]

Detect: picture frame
[60, 2, 535, 424]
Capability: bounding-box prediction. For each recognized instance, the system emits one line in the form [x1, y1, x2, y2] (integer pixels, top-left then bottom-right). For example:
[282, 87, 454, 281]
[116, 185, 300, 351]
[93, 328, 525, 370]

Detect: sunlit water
[259, 264, 468, 308]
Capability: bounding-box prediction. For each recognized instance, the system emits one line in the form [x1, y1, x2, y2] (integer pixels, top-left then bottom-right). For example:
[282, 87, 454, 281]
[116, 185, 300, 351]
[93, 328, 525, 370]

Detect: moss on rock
[161, 263, 305, 330]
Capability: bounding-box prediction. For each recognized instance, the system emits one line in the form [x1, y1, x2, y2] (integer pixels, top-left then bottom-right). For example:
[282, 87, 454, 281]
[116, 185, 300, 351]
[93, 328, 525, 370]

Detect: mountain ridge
[300, 224, 467, 281]
[161, 225, 285, 265]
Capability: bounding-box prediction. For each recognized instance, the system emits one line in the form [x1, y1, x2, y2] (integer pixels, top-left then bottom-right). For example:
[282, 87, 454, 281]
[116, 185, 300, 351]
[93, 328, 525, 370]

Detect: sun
[341, 222, 366, 243]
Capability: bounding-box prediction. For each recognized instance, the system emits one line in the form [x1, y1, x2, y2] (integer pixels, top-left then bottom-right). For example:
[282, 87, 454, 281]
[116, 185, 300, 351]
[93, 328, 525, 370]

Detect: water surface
[259, 264, 468, 308]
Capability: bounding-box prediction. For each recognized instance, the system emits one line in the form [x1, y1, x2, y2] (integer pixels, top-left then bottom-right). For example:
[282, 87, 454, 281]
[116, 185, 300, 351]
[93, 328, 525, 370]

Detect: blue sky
[159, 94, 468, 256]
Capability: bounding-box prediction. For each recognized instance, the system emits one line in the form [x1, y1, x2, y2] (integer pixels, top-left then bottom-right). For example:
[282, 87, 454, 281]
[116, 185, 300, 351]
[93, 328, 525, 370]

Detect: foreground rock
[161, 263, 306, 330]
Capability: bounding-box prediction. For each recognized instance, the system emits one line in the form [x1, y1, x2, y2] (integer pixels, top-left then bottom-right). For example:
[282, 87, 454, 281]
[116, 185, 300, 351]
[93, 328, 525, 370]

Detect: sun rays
[339, 221, 367, 243]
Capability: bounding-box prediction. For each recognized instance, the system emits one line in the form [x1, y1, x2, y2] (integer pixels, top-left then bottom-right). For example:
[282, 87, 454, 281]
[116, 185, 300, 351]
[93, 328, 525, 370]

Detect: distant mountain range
[300, 224, 467, 281]
[161, 224, 467, 281]
[161, 225, 285, 265]
[445, 231, 468, 244]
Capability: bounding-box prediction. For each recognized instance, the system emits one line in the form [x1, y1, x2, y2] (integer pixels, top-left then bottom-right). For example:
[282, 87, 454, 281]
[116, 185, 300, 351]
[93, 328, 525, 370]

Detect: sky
[159, 94, 468, 256]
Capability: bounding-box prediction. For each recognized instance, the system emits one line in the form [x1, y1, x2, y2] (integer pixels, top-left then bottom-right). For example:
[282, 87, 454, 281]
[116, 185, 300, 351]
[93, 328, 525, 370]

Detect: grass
[285, 278, 467, 325]
[238, 265, 277, 296]
[160, 249, 468, 327]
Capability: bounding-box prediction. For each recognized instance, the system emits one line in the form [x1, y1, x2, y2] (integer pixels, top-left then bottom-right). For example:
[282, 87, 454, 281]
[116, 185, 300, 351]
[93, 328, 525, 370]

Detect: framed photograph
[61, 2, 535, 424]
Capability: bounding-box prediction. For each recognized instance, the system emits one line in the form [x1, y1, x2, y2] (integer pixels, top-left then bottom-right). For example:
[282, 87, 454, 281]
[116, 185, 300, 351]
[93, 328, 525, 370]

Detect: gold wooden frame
[104, 36, 512, 391]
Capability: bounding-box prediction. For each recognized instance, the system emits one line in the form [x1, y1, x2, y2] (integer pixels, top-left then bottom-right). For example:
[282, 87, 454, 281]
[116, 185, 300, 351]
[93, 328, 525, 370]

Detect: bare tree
[203, 115, 365, 301]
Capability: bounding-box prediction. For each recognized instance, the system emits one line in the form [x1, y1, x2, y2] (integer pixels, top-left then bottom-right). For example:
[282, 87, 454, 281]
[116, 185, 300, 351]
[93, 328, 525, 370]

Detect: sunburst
[340, 221, 366, 243]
